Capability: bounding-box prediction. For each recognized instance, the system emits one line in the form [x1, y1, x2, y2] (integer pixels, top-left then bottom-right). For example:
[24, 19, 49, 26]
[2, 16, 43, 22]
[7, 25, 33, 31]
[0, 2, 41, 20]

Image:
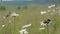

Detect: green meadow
[0, 5, 60, 34]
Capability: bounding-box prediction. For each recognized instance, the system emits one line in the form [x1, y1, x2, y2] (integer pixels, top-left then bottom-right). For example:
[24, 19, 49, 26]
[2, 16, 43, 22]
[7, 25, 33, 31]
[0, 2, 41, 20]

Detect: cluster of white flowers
[40, 21, 47, 26]
[19, 24, 31, 34]
[22, 24, 32, 28]
[39, 21, 46, 30]
[40, 19, 52, 30]
[3, 12, 19, 19]
[19, 29, 28, 34]
[48, 4, 55, 9]
[40, 4, 55, 15]
[40, 11, 47, 15]
[10, 12, 19, 17]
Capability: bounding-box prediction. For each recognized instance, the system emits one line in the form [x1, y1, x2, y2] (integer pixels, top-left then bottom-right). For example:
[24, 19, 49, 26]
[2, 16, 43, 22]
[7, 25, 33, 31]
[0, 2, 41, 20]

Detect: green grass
[0, 6, 60, 34]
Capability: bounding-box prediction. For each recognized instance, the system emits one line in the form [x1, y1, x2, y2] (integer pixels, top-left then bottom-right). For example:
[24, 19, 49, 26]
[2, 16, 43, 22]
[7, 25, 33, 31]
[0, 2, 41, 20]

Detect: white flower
[48, 6, 52, 9]
[40, 27, 45, 30]
[48, 4, 55, 9]
[40, 21, 46, 26]
[10, 12, 19, 17]
[19, 29, 28, 34]
[40, 11, 47, 15]
[22, 24, 31, 28]
[2, 25, 5, 27]
[51, 4, 55, 7]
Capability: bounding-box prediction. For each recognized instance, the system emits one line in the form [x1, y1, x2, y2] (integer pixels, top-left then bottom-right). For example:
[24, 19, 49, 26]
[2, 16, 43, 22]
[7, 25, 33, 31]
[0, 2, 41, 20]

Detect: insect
[43, 19, 51, 24]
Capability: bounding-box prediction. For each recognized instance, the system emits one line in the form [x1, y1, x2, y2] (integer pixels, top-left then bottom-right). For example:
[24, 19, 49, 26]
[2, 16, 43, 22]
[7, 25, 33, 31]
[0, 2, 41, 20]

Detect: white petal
[40, 11, 47, 15]
[40, 27, 45, 30]
[22, 24, 31, 28]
